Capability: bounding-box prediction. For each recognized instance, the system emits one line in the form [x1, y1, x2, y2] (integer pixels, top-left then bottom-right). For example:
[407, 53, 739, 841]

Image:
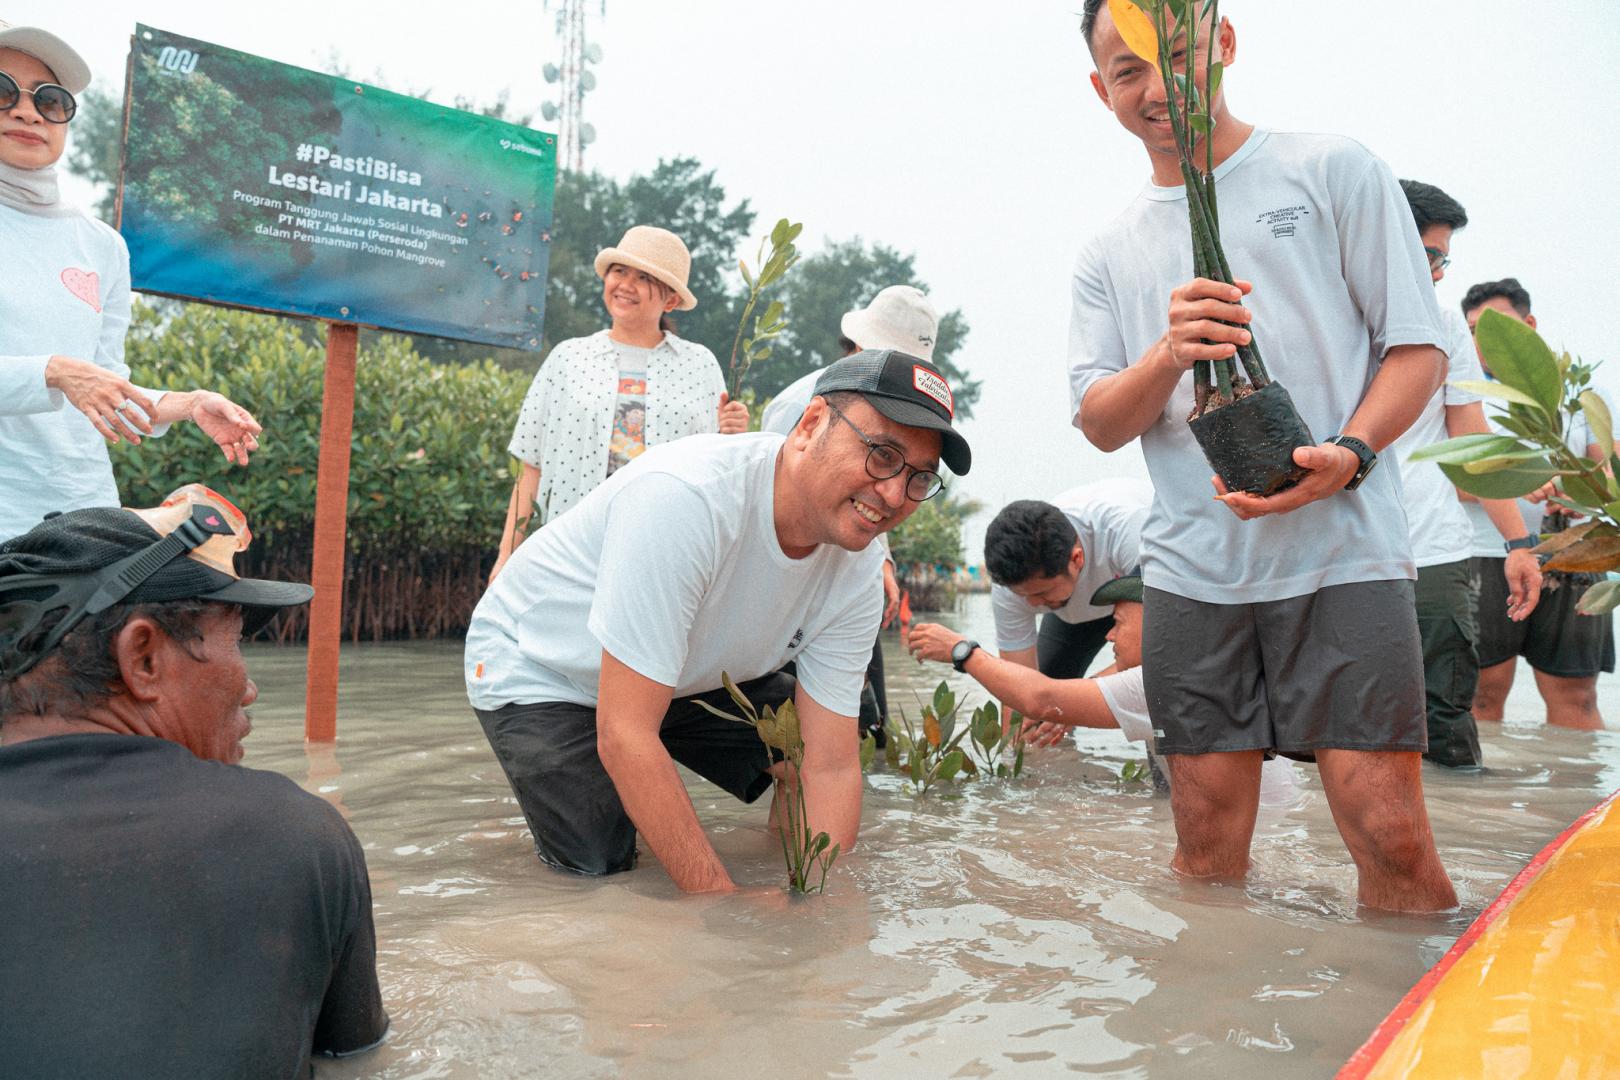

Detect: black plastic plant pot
[1188, 381, 1315, 497]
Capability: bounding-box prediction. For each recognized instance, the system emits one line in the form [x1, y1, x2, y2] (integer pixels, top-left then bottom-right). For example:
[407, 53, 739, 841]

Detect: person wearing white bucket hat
[492, 224, 749, 577]
[759, 285, 942, 742]
[0, 21, 264, 542]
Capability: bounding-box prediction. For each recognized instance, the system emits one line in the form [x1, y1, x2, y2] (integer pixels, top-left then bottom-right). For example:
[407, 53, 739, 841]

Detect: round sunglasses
[0, 69, 76, 124]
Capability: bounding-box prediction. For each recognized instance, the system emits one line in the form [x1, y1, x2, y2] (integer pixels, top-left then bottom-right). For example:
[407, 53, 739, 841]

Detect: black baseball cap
[0, 487, 313, 678]
[812, 349, 972, 474]
[1089, 573, 1143, 605]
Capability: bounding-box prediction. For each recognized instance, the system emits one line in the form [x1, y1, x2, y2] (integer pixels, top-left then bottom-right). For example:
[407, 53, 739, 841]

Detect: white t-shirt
[1068, 129, 1446, 604]
[1093, 665, 1299, 806]
[990, 479, 1149, 652]
[466, 433, 884, 714]
[760, 369, 821, 437]
[0, 204, 169, 541]
[1094, 666, 1156, 744]
[1391, 306, 1484, 568]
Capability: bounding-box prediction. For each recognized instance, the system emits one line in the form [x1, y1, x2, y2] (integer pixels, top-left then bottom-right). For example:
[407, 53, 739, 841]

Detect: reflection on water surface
[238, 595, 1620, 1079]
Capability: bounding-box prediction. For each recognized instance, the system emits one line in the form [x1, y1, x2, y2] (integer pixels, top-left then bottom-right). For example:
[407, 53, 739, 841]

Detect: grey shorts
[1142, 579, 1426, 758]
[1473, 556, 1616, 678]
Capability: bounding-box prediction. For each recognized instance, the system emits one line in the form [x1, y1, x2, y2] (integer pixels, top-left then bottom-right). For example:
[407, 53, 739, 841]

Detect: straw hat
[594, 226, 698, 311]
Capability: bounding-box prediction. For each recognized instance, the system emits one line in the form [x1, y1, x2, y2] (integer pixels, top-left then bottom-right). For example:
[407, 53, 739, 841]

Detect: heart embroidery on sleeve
[60, 268, 102, 313]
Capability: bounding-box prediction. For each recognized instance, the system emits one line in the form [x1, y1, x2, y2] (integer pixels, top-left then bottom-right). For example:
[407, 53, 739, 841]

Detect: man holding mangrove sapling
[1462, 279, 1615, 730]
[466, 349, 971, 893]
[1387, 180, 1543, 768]
[1069, 1, 1456, 910]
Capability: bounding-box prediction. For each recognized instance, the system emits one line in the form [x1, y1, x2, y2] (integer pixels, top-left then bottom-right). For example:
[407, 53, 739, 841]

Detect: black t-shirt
[0, 734, 389, 1079]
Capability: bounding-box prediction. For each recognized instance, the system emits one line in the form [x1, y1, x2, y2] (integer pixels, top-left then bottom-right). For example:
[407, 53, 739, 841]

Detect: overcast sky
[45, 1, 1620, 559]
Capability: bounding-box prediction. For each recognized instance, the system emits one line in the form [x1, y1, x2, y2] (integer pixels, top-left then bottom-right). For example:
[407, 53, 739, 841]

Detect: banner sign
[119, 25, 557, 350]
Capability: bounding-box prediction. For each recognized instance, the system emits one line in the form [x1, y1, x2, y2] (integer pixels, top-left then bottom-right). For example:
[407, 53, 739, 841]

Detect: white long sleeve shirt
[0, 204, 166, 541]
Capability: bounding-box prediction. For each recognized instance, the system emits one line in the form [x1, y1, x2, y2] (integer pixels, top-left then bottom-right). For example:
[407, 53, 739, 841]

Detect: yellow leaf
[1109, 0, 1160, 63]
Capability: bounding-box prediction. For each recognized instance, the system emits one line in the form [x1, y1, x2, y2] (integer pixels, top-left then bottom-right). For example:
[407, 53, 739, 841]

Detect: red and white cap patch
[912, 365, 954, 417]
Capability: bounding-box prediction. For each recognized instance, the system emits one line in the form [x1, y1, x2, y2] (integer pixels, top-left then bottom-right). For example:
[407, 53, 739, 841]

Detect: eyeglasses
[1424, 246, 1451, 273]
[824, 400, 945, 502]
[0, 70, 76, 124]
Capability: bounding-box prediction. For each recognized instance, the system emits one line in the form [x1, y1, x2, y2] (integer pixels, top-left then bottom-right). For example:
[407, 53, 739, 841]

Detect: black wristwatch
[1328, 435, 1378, 491]
[1505, 534, 1540, 553]
[950, 639, 980, 673]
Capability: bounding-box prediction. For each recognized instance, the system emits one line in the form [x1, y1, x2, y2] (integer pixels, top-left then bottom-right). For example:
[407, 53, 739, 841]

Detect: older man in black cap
[467, 349, 971, 894]
[0, 485, 388, 1078]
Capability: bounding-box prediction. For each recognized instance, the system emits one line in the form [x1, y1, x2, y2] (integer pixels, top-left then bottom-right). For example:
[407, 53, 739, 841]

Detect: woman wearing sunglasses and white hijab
[0, 22, 263, 542]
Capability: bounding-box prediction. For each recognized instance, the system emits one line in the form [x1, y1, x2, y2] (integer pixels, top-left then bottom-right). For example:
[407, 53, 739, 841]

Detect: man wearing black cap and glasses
[0, 486, 388, 1078]
[468, 349, 971, 894]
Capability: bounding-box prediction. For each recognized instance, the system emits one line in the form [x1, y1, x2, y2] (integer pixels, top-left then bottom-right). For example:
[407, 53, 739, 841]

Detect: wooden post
[304, 322, 359, 742]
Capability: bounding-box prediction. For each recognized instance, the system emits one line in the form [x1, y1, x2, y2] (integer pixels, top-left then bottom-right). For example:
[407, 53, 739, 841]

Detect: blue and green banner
[119, 25, 556, 350]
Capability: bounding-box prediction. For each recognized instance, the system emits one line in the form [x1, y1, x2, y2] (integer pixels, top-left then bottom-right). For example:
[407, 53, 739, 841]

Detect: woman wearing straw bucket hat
[0, 21, 264, 542]
[493, 225, 749, 577]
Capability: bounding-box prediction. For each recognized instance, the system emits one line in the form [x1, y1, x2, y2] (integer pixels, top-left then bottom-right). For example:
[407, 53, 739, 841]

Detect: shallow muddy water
[239, 594, 1620, 1079]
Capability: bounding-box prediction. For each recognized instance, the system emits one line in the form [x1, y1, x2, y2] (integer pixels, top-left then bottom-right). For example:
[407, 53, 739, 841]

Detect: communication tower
[541, 0, 605, 172]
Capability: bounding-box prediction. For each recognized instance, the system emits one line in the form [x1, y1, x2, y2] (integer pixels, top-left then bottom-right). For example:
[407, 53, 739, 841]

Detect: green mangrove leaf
[909, 754, 925, 785]
[1209, 61, 1223, 96]
[1014, 742, 1025, 777]
[1563, 472, 1615, 507]
[1438, 458, 1559, 500]
[1474, 307, 1564, 416]
[932, 681, 956, 720]
[694, 698, 748, 726]
[936, 749, 965, 782]
[1581, 390, 1614, 462]
[770, 218, 790, 247]
[1531, 521, 1604, 556]
[883, 728, 900, 769]
[1188, 114, 1211, 134]
[859, 732, 876, 772]
[720, 671, 757, 720]
[1409, 433, 1526, 465]
[1449, 379, 1545, 411]
[1576, 579, 1620, 616]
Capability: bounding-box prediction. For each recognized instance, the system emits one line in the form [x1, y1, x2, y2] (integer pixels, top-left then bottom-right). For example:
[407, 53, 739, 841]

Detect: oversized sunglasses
[0, 69, 76, 124]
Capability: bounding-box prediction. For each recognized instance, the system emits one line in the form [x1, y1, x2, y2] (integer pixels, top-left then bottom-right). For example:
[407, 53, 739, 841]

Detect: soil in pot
[1188, 381, 1315, 497]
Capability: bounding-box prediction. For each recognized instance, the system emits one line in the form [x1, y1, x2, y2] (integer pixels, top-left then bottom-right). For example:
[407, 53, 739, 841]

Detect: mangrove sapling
[1410, 308, 1620, 615]
[1109, 0, 1315, 495]
[727, 218, 803, 400]
[695, 673, 840, 894]
[884, 682, 1026, 794]
[1119, 760, 1150, 785]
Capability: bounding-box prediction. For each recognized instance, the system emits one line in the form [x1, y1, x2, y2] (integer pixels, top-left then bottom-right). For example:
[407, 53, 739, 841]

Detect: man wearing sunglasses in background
[0, 22, 263, 543]
[467, 349, 971, 894]
[0, 486, 388, 1078]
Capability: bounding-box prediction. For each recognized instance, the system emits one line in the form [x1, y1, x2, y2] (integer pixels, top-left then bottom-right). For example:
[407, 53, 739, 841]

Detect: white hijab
[0, 157, 78, 217]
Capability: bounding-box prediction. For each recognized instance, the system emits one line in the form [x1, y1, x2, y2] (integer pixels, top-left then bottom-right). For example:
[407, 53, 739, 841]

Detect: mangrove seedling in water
[1411, 308, 1620, 614]
[1109, 0, 1314, 495]
[727, 218, 802, 400]
[884, 681, 1026, 795]
[696, 673, 839, 894]
[1119, 760, 1150, 785]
